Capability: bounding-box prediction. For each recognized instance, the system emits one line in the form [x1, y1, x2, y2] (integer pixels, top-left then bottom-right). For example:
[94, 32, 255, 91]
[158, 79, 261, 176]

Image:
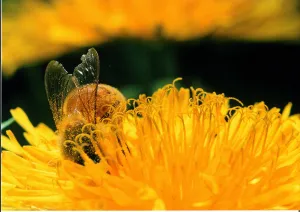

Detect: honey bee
[45, 48, 126, 165]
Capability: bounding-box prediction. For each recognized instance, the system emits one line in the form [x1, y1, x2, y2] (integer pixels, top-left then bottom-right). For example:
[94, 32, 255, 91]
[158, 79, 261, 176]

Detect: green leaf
[1, 117, 15, 131]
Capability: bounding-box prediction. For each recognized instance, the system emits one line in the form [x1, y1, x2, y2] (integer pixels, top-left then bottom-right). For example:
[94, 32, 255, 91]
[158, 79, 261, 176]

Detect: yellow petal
[282, 102, 293, 120]
[1, 131, 24, 155]
[10, 108, 36, 136]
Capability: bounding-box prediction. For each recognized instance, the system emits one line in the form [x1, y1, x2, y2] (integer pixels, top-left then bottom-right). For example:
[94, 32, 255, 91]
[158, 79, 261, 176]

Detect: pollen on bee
[59, 120, 101, 165]
[59, 117, 129, 167]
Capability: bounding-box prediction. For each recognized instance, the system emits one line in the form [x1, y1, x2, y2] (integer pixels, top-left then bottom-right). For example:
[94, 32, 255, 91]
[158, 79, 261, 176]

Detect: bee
[45, 48, 126, 165]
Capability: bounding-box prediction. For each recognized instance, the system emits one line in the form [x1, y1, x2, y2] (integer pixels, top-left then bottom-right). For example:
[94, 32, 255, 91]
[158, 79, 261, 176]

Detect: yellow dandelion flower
[3, 0, 300, 76]
[2, 79, 300, 210]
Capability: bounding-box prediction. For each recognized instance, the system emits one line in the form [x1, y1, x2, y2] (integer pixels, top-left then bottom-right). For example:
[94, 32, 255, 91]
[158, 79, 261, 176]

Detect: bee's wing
[71, 48, 100, 123]
[45, 61, 76, 127]
[72, 48, 100, 86]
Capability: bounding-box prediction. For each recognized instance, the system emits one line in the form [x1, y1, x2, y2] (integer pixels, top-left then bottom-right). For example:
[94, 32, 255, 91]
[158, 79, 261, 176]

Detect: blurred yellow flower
[3, 0, 300, 76]
[2, 80, 300, 209]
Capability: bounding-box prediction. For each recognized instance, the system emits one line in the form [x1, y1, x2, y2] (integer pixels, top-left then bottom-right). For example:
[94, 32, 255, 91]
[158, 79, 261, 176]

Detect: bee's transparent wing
[45, 61, 76, 127]
[72, 48, 100, 86]
[72, 48, 100, 123]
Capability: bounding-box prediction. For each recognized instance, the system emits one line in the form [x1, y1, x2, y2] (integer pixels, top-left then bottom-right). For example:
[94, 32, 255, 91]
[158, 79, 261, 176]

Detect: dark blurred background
[2, 37, 300, 145]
